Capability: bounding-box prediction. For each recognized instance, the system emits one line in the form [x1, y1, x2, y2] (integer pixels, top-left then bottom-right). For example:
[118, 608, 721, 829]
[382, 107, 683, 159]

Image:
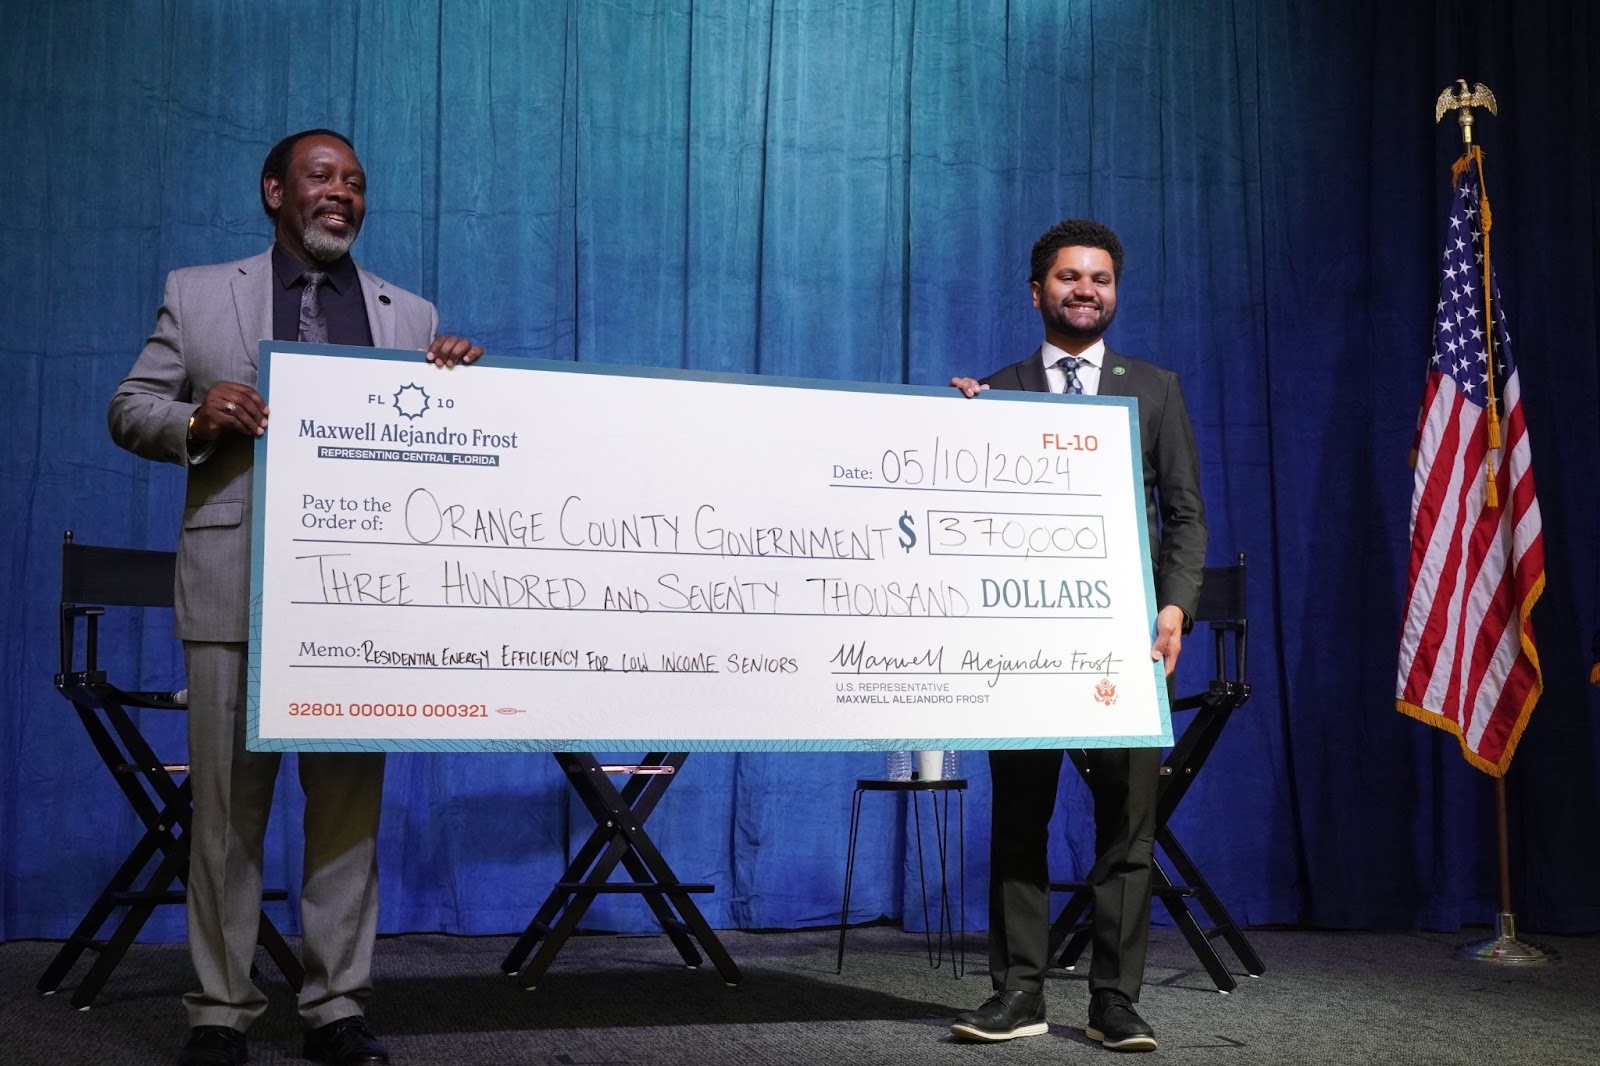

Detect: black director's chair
[38, 531, 303, 1009]
[501, 752, 742, 990]
[1047, 554, 1265, 993]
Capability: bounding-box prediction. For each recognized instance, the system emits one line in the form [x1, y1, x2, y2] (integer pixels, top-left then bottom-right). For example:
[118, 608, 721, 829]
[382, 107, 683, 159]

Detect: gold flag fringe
[1453, 146, 1500, 507]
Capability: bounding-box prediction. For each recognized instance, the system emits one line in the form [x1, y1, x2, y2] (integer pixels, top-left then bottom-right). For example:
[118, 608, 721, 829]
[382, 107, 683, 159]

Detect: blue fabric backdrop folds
[2, 0, 1597, 944]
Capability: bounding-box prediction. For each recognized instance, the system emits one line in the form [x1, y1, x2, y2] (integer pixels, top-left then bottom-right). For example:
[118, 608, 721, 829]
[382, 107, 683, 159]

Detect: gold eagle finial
[1435, 80, 1498, 145]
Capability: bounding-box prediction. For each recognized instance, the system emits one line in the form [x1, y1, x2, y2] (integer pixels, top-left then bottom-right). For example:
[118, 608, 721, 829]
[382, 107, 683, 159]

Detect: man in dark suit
[949, 218, 1206, 1052]
[109, 129, 481, 1066]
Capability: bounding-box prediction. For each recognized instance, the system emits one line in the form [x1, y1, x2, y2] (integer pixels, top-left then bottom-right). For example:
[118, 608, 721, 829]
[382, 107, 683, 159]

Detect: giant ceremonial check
[247, 343, 1171, 753]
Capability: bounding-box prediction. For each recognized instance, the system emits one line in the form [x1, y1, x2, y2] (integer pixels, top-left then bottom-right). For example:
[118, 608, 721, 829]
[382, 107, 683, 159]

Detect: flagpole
[1433, 80, 1550, 965]
[1455, 779, 1551, 963]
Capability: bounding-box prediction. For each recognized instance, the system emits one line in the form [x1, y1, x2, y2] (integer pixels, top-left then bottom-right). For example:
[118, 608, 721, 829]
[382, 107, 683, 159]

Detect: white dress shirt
[1039, 338, 1107, 396]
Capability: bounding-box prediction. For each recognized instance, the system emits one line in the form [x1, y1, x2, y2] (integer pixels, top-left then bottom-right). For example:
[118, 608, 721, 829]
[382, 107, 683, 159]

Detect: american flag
[1395, 148, 1545, 777]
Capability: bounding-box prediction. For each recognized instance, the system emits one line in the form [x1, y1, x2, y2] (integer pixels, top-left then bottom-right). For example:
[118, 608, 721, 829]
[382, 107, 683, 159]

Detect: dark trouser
[986, 746, 1158, 1000]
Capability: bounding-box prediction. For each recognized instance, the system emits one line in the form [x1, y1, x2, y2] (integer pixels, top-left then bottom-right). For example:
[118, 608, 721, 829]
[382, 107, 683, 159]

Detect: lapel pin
[379, 294, 391, 305]
[1112, 365, 1126, 376]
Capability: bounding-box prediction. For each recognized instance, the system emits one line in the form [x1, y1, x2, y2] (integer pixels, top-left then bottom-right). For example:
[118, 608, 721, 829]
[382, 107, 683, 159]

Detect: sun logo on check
[392, 383, 431, 421]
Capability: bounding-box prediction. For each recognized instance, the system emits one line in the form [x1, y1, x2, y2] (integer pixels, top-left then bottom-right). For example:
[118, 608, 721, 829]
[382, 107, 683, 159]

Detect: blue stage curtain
[2, 0, 1597, 945]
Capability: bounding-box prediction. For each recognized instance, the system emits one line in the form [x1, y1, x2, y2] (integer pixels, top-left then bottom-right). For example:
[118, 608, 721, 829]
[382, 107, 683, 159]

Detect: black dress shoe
[1086, 988, 1157, 1051]
[303, 1015, 391, 1065]
[177, 1025, 248, 1066]
[950, 989, 1048, 1041]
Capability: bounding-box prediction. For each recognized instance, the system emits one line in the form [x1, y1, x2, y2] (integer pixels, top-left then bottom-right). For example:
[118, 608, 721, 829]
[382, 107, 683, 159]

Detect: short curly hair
[1029, 218, 1125, 284]
[259, 129, 355, 220]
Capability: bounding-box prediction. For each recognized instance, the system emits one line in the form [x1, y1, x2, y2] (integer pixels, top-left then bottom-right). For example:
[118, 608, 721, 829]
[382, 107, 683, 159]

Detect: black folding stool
[1047, 555, 1265, 992]
[38, 531, 304, 1008]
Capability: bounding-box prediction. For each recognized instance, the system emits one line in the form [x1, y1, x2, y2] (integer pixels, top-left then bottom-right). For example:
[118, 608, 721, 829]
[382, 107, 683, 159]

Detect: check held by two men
[247, 343, 1172, 753]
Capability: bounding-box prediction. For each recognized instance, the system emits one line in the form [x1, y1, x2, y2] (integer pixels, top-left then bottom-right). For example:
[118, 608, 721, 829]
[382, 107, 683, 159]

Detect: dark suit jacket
[982, 347, 1207, 620]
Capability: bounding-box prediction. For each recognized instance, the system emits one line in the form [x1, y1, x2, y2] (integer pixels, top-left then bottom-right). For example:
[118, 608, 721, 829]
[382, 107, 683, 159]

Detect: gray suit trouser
[183, 642, 385, 1029]
[986, 745, 1159, 1000]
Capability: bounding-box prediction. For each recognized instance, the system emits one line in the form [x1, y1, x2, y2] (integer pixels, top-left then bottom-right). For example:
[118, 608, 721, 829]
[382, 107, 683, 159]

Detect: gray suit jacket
[982, 347, 1208, 621]
[109, 248, 438, 642]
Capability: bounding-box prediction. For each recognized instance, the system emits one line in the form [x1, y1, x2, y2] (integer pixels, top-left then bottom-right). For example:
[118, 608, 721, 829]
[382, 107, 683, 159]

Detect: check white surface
[247, 345, 1169, 752]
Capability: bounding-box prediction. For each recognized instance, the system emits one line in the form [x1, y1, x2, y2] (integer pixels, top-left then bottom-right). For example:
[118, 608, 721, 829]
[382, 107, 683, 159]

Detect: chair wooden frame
[38, 531, 304, 1008]
[501, 752, 742, 990]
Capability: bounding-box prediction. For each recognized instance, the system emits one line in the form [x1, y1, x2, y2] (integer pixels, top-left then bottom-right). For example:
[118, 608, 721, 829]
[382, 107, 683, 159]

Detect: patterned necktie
[1056, 354, 1084, 395]
[298, 270, 328, 343]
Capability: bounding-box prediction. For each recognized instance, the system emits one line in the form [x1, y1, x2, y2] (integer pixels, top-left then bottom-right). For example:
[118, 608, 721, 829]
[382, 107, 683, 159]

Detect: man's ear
[262, 176, 283, 213]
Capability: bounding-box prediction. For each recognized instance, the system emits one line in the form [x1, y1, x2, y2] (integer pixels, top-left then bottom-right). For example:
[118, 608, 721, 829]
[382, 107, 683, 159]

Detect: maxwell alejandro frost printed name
[300, 418, 517, 448]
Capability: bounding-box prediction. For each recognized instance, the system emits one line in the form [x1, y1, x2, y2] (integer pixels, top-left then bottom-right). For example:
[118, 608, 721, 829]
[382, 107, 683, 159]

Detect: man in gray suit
[949, 218, 1207, 1053]
[109, 129, 481, 1066]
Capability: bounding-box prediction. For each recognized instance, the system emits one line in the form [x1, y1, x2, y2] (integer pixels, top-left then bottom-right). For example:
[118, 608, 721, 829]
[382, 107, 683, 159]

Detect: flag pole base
[1457, 913, 1555, 964]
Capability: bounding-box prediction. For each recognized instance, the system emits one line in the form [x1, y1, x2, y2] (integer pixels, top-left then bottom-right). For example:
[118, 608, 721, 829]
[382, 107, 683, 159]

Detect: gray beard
[302, 223, 356, 262]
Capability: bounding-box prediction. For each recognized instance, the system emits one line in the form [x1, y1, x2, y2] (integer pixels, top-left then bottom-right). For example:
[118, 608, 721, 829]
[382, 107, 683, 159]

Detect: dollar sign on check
[897, 510, 917, 553]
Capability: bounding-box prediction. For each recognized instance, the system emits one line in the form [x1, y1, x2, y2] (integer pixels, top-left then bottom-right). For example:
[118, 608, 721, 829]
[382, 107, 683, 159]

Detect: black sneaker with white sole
[1086, 988, 1157, 1051]
[951, 990, 1048, 1042]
